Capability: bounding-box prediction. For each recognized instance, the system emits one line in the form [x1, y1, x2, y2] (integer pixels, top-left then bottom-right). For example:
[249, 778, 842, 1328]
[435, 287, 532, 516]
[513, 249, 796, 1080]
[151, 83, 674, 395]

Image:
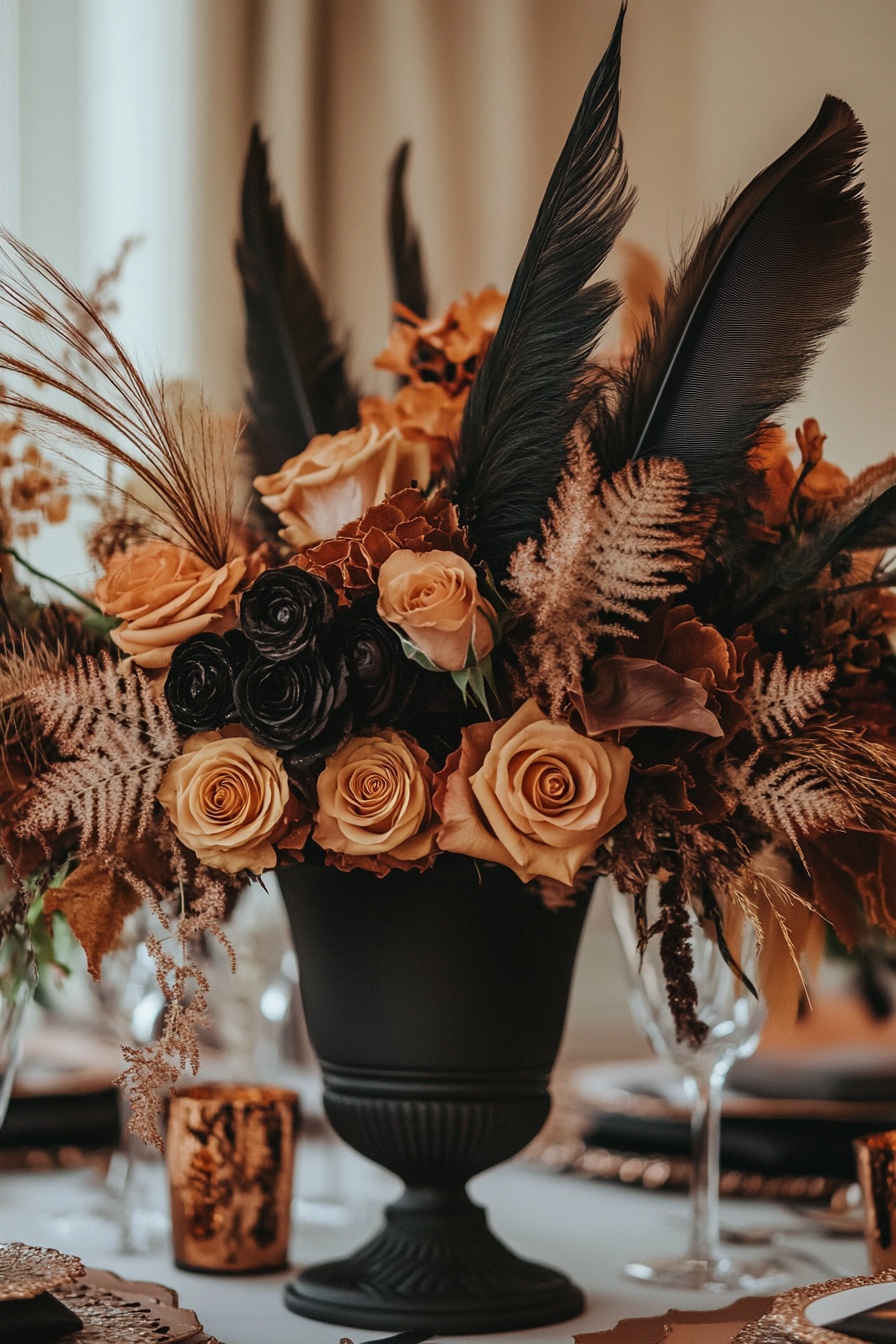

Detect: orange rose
[95, 541, 247, 670]
[377, 549, 496, 672]
[436, 699, 631, 886]
[314, 730, 438, 875]
[254, 424, 430, 551]
[157, 726, 292, 874]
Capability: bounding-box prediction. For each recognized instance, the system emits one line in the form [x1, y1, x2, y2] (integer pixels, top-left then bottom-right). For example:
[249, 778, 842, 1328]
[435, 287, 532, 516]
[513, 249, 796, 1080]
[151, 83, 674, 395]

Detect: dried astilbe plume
[507, 441, 701, 713]
[0, 231, 233, 569]
[19, 652, 180, 851]
[111, 839, 237, 1148]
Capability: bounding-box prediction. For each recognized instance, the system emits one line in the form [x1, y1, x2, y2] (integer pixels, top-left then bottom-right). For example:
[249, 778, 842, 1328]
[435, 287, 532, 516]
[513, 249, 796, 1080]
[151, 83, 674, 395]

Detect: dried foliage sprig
[0, 231, 234, 569]
[19, 653, 180, 851]
[743, 654, 834, 740]
[508, 444, 699, 712]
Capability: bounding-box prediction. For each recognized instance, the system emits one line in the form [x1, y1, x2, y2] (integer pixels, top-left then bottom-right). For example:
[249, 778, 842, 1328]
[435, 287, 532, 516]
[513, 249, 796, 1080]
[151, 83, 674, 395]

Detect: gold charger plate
[0, 1242, 84, 1300]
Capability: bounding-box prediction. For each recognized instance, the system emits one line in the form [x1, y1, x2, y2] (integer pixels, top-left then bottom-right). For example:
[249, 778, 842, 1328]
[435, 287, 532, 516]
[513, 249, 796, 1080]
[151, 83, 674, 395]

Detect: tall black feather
[236, 126, 359, 480]
[388, 141, 429, 319]
[452, 5, 634, 581]
[607, 97, 869, 494]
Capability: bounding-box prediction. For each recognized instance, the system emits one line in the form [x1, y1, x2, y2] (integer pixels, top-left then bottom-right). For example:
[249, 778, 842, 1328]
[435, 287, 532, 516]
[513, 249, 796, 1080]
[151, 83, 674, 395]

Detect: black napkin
[585, 1110, 881, 1177]
[828, 1297, 896, 1344]
[0, 1088, 120, 1152]
[0, 1292, 83, 1341]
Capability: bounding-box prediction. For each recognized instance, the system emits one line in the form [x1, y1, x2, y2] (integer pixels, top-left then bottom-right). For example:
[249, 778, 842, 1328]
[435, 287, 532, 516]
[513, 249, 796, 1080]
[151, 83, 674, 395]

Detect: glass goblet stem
[684, 1058, 728, 1268]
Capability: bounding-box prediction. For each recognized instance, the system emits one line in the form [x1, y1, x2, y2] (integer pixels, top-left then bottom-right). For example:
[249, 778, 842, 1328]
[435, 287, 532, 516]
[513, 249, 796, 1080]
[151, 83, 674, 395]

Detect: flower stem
[0, 545, 103, 615]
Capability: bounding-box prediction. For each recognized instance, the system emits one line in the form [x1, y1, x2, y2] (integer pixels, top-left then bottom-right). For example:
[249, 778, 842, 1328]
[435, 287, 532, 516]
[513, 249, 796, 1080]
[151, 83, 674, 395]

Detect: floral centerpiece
[2, 11, 896, 1145]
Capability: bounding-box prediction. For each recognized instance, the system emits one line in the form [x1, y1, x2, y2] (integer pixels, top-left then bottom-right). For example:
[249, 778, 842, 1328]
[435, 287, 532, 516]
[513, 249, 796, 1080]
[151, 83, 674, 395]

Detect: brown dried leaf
[44, 858, 142, 978]
[570, 656, 723, 738]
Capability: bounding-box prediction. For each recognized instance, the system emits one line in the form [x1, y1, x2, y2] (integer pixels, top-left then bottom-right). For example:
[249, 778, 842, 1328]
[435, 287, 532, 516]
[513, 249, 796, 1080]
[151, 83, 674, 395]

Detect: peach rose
[377, 549, 496, 672]
[254, 424, 430, 551]
[314, 729, 438, 875]
[95, 541, 247, 670]
[436, 699, 631, 886]
[157, 726, 291, 874]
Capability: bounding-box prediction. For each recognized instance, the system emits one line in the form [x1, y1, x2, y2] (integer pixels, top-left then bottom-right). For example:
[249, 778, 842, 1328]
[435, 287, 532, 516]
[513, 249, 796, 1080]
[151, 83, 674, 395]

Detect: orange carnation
[95, 541, 247, 670]
[435, 699, 631, 886]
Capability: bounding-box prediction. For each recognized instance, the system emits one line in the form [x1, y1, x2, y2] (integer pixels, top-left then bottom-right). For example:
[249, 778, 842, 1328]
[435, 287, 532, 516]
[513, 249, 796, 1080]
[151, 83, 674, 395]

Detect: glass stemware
[603, 876, 794, 1292]
[0, 932, 38, 1130]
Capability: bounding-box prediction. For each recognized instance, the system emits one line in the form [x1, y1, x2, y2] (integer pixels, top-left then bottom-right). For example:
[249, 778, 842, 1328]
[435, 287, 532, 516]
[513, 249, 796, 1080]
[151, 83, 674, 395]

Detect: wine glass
[0, 930, 38, 1130]
[602, 875, 793, 1292]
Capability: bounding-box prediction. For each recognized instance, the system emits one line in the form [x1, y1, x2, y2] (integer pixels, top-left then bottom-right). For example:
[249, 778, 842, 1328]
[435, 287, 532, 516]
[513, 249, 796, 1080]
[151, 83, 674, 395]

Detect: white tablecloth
[0, 1136, 870, 1344]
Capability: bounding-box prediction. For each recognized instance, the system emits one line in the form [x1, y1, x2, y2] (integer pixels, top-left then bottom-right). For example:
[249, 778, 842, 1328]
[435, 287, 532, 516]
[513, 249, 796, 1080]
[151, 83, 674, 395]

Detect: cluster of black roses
[164, 567, 424, 775]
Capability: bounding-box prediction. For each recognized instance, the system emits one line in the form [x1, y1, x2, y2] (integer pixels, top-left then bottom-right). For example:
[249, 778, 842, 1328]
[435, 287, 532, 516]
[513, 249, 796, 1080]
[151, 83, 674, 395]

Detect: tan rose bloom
[314, 730, 438, 876]
[254, 424, 430, 551]
[436, 699, 631, 886]
[157, 726, 291, 875]
[377, 548, 496, 672]
[95, 540, 247, 670]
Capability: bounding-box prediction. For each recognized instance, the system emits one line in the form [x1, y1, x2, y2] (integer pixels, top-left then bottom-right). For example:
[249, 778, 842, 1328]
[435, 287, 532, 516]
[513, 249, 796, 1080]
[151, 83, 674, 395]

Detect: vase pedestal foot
[284, 1188, 584, 1334]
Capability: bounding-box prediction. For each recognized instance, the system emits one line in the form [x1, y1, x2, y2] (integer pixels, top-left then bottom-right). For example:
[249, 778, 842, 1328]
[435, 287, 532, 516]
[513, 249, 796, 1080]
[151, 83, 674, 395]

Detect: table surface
[0, 1135, 870, 1344]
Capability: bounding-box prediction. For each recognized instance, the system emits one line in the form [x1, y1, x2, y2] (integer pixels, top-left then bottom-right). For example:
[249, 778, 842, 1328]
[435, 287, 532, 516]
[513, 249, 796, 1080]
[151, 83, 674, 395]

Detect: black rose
[233, 652, 348, 750]
[240, 566, 337, 661]
[165, 632, 245, 732]
[342, 604, 419, 725]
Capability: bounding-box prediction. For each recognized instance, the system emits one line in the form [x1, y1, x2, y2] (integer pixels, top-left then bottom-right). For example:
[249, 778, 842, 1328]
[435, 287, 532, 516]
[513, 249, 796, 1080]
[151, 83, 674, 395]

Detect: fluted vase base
[284, 1188, 584, 1333]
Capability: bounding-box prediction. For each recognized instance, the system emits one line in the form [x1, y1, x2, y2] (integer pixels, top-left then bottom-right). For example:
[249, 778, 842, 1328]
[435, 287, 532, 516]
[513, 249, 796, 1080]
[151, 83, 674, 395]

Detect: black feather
[607, 97, 869, 495]
[236, 126, 359, 480]
[387, 141, 429, 320]
[451, 5, 634, 581]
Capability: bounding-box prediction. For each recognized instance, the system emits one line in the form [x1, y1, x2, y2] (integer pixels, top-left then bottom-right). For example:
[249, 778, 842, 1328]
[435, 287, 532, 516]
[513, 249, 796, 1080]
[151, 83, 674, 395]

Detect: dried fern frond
[19, 653, 180, 851]
[507, 445, 700, 713]
[0, 231, 233, 569]
[0, 604, 105, 773]
[729, 753, 858, 860]
[743, 654, 834, 741]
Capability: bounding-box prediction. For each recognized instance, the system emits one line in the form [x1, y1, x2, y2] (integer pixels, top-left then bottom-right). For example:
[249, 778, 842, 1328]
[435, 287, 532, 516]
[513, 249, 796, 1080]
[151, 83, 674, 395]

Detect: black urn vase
[279, 857, 589, 1335]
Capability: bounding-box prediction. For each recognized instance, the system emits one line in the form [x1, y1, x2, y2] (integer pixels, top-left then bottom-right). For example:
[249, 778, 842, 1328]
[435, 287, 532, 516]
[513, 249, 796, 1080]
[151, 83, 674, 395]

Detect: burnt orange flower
[374, 288, 505, 395]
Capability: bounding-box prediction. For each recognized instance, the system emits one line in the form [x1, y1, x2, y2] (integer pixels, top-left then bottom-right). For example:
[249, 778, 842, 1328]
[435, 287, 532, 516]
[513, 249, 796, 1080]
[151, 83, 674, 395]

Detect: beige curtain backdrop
[10, 0, 896, 1055]
[14, 0, 896, 466]
[174, 0, 896, 479]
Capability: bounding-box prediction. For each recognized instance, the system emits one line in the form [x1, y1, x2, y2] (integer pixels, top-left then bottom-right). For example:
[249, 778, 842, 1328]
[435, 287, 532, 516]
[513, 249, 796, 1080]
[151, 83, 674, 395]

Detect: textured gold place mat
[0, 1245, 220, 1343]
[0, 1241, 84, 1300]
